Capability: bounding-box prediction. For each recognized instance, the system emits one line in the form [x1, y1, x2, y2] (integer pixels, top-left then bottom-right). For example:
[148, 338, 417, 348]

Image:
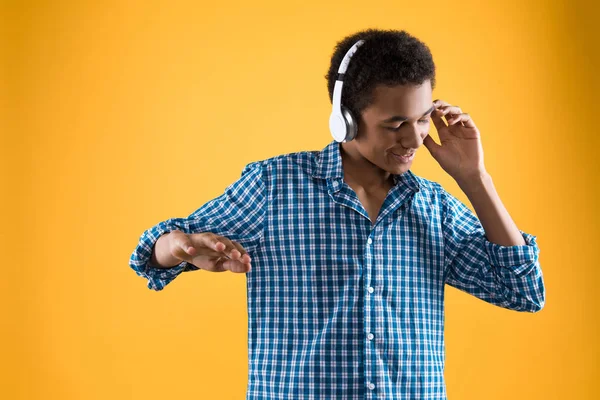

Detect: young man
[129, 28, 545, 399]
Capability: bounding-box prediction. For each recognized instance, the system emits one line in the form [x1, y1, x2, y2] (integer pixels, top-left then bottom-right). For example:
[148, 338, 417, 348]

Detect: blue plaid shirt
[129, 140, 545, 399]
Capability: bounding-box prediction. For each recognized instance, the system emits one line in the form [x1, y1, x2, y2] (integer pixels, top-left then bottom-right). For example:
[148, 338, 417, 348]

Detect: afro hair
[325, 28, 436, 118]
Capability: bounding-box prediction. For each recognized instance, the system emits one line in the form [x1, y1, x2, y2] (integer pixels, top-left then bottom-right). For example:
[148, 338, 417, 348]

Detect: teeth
[393, 152, 414, 158]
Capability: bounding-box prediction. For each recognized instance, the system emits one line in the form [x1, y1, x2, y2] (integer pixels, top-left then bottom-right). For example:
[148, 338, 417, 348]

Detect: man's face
[353, 80, 433, 175]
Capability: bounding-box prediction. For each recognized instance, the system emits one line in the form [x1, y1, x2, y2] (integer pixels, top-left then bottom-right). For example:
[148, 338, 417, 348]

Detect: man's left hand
[423, 99, 487, 184]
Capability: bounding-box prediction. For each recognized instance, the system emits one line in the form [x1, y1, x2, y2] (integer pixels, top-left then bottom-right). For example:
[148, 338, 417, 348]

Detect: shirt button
[367, 238, 373, 245]
[367, 333, 374, 340]
[367, 286, 374, 293]
[367, 382, 375, 390]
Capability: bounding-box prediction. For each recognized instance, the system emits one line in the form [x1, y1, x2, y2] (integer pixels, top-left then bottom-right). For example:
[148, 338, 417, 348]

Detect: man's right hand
[167, 230, 252, 273]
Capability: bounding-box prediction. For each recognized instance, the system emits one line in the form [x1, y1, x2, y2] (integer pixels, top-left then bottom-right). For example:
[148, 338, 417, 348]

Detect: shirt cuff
[483, 230, 540, 275]
[142, 218, 194, 274]
[129, 218, 199, 291]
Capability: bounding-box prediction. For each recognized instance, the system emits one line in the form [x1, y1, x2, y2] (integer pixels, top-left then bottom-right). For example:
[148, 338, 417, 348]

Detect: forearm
[456, 172, 526, 247]
[150, 232, 183, 268]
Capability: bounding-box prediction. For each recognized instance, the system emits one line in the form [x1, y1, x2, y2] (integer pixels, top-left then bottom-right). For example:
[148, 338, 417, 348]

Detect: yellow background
[4, 0, 599, 398]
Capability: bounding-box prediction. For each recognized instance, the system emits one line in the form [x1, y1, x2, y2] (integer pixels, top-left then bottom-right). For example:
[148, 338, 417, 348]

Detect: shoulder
[409, 173, 470, 216]
[411, 174, 459, 202]
[407, 172, 448, 200]
[241, 149, 319, 178]
[411, 173, 443, 194]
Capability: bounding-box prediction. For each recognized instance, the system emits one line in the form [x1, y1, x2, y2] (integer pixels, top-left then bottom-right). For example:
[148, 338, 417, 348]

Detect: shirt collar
[312, 140, 421, 192]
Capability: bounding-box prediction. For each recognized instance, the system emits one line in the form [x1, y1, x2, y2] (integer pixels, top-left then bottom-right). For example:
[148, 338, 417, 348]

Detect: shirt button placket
[366, 234, 376, 396]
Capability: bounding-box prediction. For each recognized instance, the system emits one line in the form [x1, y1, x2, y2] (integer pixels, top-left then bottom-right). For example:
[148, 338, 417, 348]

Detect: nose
[398, 124, 427, 151]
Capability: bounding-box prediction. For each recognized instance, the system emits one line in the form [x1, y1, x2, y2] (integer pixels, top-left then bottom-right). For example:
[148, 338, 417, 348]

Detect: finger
[170, 232, 196, 261]
[448, 112, 477, 129]
[212, 256, 228, 272]
[215, 236, 240, 260]
[224, 240, 244, 261]
[430, 108, 448, 132]
[223, 259, 252, 273]
[446, 111, 465, 126]
[438, 105, 462, 118]
[436, 105, 462, 126]
[179, 238, 196, 256]
[202, 234, 232, 259]
[422, 134, 442, 156]
[448, 113, 468, 128]
[230, 241, 252, 264]
[433, 99, 450, 108]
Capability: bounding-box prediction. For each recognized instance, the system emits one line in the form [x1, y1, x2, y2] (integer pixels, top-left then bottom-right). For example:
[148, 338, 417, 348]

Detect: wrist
[150, 232, 182, 268]
[455, 170, 492, 194]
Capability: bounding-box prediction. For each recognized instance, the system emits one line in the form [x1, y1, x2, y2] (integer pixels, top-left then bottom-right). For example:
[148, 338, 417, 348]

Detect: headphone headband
[337, 40, 365, 75]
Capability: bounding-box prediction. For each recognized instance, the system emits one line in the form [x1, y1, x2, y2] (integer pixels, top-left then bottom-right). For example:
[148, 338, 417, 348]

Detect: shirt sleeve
[438, 185, 546, 312]
[128, 161, 267, 291]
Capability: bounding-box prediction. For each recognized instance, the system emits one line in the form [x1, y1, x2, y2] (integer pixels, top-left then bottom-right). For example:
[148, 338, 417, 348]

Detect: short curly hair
[325, 28, 436, 118]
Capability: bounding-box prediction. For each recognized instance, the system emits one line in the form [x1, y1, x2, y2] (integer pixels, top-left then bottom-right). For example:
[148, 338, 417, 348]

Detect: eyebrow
[381, 104, 436, 123]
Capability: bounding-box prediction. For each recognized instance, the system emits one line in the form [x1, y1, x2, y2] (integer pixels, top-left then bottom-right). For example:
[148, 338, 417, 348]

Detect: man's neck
[340, 142, 393, 193]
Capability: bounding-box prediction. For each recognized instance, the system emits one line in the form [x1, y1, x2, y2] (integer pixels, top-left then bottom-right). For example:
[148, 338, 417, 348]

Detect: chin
[395, 165, 411, 174]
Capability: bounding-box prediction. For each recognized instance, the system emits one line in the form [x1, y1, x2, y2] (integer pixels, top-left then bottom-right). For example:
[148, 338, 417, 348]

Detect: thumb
[178, 235, 196, 256]
[423, 134, 441, 157]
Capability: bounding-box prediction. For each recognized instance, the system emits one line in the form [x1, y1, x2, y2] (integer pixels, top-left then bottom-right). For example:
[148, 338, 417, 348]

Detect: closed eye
[386, 119, 430, 131]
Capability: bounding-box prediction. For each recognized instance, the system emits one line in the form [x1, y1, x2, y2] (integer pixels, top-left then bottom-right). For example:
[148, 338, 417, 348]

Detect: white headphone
[329, 39, 365, 143]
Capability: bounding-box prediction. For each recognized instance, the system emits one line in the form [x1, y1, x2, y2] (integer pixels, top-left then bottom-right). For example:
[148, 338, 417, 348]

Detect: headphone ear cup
[329, 111, 348, 143]
[341, 106, 358, 142]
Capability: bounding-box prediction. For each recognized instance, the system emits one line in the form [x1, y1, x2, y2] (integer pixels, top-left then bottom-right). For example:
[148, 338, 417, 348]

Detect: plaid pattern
[129, 140, 545, 399]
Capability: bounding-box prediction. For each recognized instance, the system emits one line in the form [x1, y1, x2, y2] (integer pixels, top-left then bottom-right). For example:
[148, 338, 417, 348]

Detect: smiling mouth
[391, 152, 416, 163]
